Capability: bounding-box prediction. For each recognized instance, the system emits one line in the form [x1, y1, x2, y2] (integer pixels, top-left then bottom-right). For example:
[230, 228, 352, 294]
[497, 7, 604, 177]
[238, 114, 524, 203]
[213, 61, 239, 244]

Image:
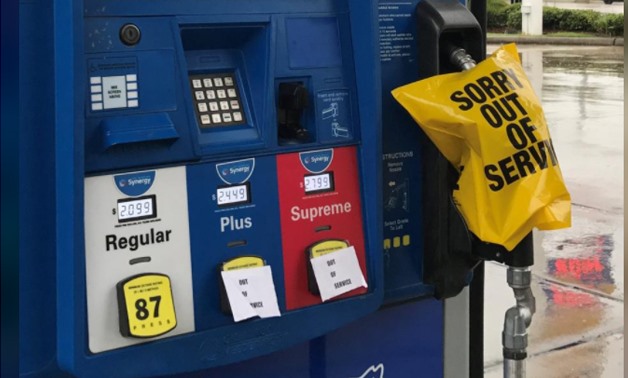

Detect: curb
[488, 35, 624, 46]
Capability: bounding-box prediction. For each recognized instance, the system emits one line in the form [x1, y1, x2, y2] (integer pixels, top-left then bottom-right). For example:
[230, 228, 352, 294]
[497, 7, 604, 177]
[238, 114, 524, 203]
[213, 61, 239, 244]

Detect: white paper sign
[221, 265, 281, 322]
[310, 246, 367, 301]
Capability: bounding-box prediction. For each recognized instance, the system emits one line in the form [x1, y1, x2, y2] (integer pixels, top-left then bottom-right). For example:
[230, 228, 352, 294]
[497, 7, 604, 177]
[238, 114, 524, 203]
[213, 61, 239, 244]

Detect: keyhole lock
[120, 24, 141, 46]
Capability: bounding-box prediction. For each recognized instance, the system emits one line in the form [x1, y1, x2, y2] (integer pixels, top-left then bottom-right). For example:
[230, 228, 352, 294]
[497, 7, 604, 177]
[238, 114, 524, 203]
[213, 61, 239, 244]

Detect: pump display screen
[117, 195, 157, 222]
[304, 172, 334, 194]
[217, 184, 250, 206]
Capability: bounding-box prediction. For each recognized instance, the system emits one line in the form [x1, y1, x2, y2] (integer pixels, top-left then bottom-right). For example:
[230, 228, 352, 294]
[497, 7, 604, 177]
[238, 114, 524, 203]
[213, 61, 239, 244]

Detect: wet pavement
[483, 45, 624, 377]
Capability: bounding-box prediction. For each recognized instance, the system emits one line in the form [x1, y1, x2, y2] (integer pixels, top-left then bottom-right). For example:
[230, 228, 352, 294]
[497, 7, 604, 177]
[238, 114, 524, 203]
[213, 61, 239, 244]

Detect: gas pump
[381, 0, 537, 377]
[20, 0, 541, 376]
[379, 1, 486, 376]
[20, 1, 383, 377]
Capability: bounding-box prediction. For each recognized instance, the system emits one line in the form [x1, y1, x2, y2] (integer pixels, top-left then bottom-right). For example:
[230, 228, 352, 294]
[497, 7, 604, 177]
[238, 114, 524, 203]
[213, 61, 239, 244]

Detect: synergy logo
[216, 158, 255, 185]
[114, 171, 156, 197]
[299, 149, 334, 173]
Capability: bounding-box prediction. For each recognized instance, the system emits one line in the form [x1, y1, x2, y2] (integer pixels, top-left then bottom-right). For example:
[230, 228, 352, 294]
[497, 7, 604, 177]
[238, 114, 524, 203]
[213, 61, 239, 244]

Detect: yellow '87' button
[117, 273, 177, 338]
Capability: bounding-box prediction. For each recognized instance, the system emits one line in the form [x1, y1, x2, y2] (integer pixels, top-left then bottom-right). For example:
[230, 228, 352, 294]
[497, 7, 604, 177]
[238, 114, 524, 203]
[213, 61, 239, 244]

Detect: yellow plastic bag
[392, 43, 570, 251]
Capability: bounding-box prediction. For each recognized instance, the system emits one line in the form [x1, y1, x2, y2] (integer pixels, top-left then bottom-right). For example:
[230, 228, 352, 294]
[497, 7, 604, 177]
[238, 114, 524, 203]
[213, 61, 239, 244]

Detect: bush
[487, 0, 510, 29]
[488, 1, 625, 36]
[557, 9, 597, 31]
[542, 7, 565, 30]
[593, 13, 624, 36]
[505, 3, 522, 33]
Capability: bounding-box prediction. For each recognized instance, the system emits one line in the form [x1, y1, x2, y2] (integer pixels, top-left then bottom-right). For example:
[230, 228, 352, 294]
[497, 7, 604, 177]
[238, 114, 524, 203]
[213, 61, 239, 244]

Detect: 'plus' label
[220, 216, 253, 232]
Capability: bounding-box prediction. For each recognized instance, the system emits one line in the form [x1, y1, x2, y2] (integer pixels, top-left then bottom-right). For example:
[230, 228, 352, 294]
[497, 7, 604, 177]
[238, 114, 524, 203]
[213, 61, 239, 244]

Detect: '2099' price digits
[116, 195, 157, 222]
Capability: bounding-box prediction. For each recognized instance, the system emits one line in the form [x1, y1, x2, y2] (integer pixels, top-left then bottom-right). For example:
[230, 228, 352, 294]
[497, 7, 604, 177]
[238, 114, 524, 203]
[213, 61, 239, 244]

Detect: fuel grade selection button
[117, 273, 177, 338]
[219, 256, 265, 315]
[309, 244, 368, 301]
[306, 239, 350, 295]
[219, 256, 282, 322]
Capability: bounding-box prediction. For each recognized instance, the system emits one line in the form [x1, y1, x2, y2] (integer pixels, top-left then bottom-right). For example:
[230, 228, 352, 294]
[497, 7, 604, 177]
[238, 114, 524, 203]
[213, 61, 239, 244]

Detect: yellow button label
[222, 256, 265, 271]
[308, 239, 350, 259]
[117, 273, 177, 338]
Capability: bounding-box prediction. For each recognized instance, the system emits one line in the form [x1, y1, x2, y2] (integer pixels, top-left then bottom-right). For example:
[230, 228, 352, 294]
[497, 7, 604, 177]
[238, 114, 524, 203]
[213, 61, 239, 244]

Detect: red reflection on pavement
[548, 235, 613, 285]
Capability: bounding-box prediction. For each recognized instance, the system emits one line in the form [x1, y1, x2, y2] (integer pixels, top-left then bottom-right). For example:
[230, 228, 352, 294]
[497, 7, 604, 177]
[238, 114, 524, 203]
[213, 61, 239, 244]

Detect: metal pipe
[504, 358, 526, 378]
[502, 266, 536, 378]
[508, 267, 536, 326]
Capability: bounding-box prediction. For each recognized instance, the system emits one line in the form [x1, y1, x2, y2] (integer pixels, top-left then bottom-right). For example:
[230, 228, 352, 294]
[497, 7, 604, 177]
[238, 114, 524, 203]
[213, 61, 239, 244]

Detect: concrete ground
[482, 44, 624, 377]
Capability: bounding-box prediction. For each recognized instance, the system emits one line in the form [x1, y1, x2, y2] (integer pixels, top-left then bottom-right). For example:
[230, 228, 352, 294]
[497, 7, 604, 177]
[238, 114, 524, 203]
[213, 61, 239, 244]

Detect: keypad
[189, 73, 246, 127]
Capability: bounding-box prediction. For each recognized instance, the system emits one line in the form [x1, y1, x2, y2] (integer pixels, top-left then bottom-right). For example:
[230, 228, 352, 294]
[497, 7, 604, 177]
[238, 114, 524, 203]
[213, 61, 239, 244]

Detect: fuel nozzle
[446, 45, 537, 378]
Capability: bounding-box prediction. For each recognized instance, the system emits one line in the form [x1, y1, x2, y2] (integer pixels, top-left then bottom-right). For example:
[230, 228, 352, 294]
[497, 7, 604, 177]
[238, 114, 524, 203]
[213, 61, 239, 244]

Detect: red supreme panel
[277, 146, 367, 310]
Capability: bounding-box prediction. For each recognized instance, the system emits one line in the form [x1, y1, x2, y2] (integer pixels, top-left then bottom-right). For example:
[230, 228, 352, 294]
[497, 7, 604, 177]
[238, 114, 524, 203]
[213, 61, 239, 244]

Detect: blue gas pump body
[20, 0, 484, 376]
[19, 1, 383, 377]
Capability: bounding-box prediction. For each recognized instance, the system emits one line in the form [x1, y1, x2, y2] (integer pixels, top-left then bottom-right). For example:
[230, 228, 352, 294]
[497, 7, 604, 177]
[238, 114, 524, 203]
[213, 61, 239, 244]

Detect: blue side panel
[379, 0, 434, 302]
[175, 299, 444, 378]
[324, 299, 443, 377]
[174, 338, 312, 378]
[19, 0, 59, 375]
[55, 0, 85, 373]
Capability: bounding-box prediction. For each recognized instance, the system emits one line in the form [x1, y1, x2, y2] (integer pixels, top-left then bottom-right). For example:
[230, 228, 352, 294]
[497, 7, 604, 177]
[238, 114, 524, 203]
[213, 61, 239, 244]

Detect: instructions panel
[316, 90, 353, 140]
[378, 1, 416, 64]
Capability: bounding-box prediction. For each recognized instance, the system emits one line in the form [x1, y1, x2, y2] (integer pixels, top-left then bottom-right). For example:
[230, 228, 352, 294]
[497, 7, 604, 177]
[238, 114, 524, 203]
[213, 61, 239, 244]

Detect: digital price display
[217, 184, 250, 207]
[304, 172, 334, 194]
[117, 195, 157, 222]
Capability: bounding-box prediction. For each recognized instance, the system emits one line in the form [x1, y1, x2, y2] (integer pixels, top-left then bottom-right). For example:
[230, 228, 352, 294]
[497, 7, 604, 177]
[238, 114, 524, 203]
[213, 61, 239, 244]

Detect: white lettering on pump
[290, 202, 352, 222]
[309, 156, 330, 164]
[220, 216, 253, 232]
[229, 166, 250, 175]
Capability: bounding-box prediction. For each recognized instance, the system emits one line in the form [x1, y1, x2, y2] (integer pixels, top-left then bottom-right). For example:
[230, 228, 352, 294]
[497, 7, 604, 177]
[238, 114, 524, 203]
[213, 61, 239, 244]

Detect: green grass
[487, 31, 614, 38]
[544, 31, 602, 38]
